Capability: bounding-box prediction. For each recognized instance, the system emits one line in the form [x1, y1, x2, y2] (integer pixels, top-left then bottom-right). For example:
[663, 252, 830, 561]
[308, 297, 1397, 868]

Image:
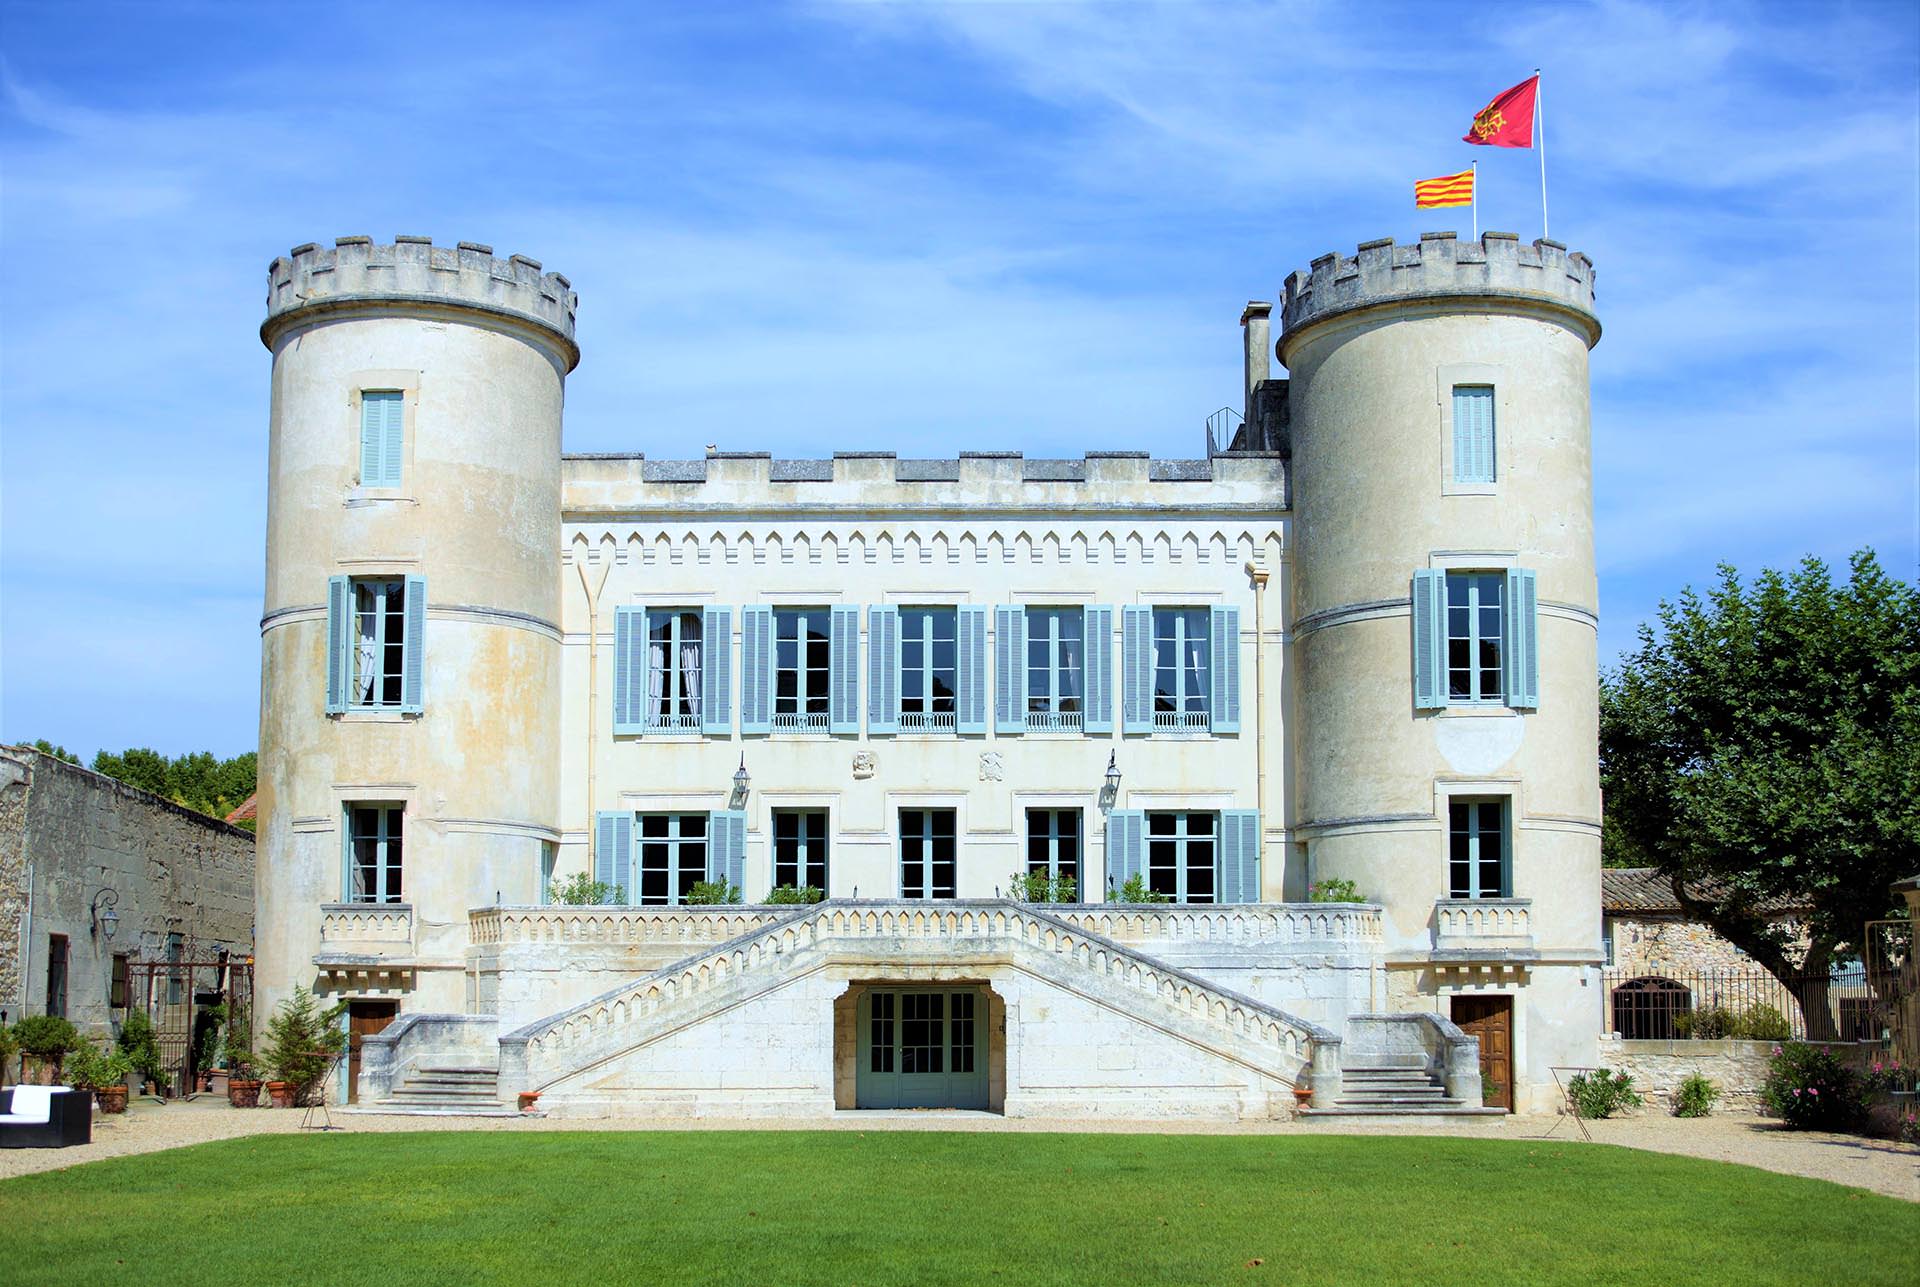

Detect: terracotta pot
[518, 1091, 541, 1112]
[21, 1055, 59, 1086]
[96, 1085, 129, 1114]
[1292, 1086, 1315, 1107]
[228, 1078, 262, 1108]
[265, 1081, 295, 1108]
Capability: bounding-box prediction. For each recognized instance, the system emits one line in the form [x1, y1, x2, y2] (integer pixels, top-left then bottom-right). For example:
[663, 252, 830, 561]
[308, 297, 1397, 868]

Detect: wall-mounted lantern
[730, 755, 751, 810]
[91, 887, 120, 940]
[1100, 752, 1122, 814]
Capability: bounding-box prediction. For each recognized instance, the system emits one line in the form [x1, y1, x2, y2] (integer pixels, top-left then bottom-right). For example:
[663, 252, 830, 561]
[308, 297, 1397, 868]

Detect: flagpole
[1535, 68, 1549, 239]
[1472, 161, 1479, 240]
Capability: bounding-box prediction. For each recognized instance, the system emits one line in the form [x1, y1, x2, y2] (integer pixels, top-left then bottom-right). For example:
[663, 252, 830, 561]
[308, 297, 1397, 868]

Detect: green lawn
[0, 1131, 1912, 1286]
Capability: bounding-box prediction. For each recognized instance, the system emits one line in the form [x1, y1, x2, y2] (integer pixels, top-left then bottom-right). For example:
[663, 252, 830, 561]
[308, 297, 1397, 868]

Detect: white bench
[0, 1085, 93, 1147]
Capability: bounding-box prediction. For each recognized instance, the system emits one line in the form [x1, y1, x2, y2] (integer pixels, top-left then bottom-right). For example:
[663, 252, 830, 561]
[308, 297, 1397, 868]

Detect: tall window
[46, 934, 68, 1019]
[1147, 811, 1216, 903]
[647, 609, 704, 730]
[348, 804, 405, 903]
[773, 810, 829, 893]
[1452, 385, 1496, 484]
[900, 608, 957, 731]
[1026, 608, 1084, 729]
[359, 390, 405, 488]
[166, 932, 185, 1006]
[110, 952, 129, 1010]
[1448, 799, 1509, 898]
[1446, 572, 1504, 703]
[1026, 809, 1081, 892]
[774, 608, 831, 731]
[1152, 608, 1211, 729]
[351, 578, 408, 708]
[900, 809, 957, 899]
[637, 813, 707, 905]
[539, 841, 557, 906]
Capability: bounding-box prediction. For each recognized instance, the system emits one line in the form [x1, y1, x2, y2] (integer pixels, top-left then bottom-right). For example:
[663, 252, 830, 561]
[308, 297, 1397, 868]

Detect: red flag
[1464, 76, 1538, 148]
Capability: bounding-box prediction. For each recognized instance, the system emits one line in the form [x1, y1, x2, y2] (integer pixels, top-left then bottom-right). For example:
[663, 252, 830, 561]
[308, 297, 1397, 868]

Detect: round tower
[1281, 231, 1601, 1110]
[256, 236, 577, 1019]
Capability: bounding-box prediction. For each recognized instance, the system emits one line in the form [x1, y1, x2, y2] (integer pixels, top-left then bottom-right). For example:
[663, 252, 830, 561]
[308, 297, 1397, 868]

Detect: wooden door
[346, 1002, 398, 1105]
[1451, 995, 1513, 1112]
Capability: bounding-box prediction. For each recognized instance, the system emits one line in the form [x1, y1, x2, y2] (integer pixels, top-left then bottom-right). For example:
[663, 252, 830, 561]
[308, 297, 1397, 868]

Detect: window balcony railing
[317, 903, 415, 963]
[1025, 710, 1084, 732]
[1153, 710, 1210, 732]
[645, 712, 702, 733]
[899, 711, 957, 732]
[771, 712, 830, 733]
[1431, 897, 1535, 957]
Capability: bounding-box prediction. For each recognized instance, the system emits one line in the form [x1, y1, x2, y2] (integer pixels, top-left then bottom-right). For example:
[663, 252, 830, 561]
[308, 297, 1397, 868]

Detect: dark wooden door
[346, 1002, 398, 1104]
[1451, 995, 1513, 1111]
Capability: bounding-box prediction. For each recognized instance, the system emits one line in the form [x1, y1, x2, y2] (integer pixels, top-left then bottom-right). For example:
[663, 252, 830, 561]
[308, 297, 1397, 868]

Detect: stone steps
[1298, 1064, 1505, 1123]
[371, 1063, 508, 1115]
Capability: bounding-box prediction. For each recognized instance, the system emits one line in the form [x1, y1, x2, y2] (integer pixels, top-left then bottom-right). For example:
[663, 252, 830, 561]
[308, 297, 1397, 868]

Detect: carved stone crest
[852, 750, 878, 780]
[978, 752, 1004, 782]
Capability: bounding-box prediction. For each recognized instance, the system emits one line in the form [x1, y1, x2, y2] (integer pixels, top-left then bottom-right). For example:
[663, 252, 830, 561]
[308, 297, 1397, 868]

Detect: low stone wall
[1597, 1036, 1880, 1112]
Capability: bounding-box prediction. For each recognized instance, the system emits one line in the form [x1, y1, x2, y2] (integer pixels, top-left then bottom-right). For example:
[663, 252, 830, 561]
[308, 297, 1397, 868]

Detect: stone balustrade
[469, 904, 784, 947]
[498, 900, 1336, 1098]
[1432, 898, 1534, 949]
[1057, 902, 1382, 947]
[317, 903, 415, 960]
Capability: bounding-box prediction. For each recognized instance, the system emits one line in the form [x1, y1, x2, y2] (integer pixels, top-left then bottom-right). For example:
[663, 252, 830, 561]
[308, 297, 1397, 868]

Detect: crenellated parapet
[262, 235, 579, 369]
[1280, 232, 1599, 351]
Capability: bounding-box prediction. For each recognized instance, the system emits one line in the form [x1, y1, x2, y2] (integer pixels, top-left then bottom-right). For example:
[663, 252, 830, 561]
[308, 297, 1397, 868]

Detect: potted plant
[116, 1009, 167, 1096]
[65, 1043, 135, 1113]
[12, 1015, 80, 1084]
[0, 1023, 16, 1088]
[259, 990, 345, 1107]
[224, 1001, 260, 1107]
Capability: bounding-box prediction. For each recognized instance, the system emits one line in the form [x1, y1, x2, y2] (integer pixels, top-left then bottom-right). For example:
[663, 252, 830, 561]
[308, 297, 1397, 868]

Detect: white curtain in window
[648, 636, 666, 721]
[1185, 634, 1206, 709]
[681, 635, 701, 720]
[355, 599, 379, 703]
[1060, 634, 1082, 703]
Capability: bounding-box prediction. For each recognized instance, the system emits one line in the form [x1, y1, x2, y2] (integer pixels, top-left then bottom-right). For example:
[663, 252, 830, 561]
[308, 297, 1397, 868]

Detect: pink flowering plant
[1760, 1042, 1866, 1130]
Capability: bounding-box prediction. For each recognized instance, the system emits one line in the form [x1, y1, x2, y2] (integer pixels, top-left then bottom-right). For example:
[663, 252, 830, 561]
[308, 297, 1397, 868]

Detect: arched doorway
[1611, 976, 1692, 1039]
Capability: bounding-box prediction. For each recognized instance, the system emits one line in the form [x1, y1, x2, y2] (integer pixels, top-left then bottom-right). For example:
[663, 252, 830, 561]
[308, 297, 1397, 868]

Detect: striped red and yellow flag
[1414, 167, 1474, 209]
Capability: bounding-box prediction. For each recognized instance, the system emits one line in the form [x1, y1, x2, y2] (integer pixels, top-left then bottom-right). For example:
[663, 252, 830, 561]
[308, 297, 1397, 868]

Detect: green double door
[855, 988, 989, 1110]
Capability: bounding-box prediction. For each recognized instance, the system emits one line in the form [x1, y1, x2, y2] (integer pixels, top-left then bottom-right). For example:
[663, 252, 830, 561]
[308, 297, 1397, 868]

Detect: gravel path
[4, 1098, 1915, 1201]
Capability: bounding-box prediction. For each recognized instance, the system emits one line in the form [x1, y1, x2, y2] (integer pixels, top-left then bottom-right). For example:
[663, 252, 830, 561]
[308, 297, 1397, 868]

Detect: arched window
[1612, 976, 1693, 1040]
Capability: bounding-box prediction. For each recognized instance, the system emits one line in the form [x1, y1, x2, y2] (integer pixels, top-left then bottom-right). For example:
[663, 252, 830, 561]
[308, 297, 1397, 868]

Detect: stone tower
[1281, 233, 1602, 1108]
[255, 237, 577, 1017]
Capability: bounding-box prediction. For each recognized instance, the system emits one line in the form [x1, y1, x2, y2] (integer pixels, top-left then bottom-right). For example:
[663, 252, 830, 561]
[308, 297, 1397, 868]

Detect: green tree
[1599, 550, 1919, 1038]
[85, 746, 257, 824]
[27, 740, 79, 764]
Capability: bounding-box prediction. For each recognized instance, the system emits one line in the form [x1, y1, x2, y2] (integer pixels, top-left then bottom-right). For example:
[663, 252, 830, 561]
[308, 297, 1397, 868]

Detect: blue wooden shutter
[993, 605, 1026, 734]
[1504, 568, 1539, 709]
[1412, 570, 1447, 710]
[1105, 809, 1145, 896]
[740, 606, 773, 735]
[1121, 606, 1153, 734]
[1209, 605, 1241, 734]
[326, 574, 350, 713]
[829, 605, 861, 735]
[709, 809, 747, 897]
[380, 394, 404, 486]
[400, 574, 427, 714]
[594, 810, 633, 905]
[1084, 605, 1114, 734]
[701, 606, 732, 736]
[613, 605, 647, 736]
[1218, 809, 1261, 904]
[867, 606, 900, 735]
[957, 605, 988, 735]
[359, 393, 402, 487]
[1452, 386, 1495, 483]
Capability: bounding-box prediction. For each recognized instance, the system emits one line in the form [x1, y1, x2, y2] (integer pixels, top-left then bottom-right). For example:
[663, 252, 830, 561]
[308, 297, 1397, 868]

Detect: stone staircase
[367, 1062, 516, 1116]
[1299, 1053, 1502, 1122]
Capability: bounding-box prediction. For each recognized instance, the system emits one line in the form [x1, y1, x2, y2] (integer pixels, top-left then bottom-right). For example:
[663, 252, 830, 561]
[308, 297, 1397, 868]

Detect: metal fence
[1603, 966, 1889, 1043]
[125, 949, 253, 1095]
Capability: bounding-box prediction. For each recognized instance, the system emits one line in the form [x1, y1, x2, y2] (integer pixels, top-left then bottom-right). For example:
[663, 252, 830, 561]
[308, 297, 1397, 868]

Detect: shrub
[1760, 1042, 1866, 1131]
[1568, 1067, 1642, 1119]
[1735, 1004, 1791, 1042]
[550, 873, 623, 906]
[0, 1025, 15, 1082]
[686, 879, 741, 906]
[765, 884, 824, 905]
[117, 1009, 166, 1083]
[1308, 878, 1361, 903]
[64, 1044, 133, 1092]
[1008, 871, 1077, 904]
[259, 991, 346, 1098]
[13, 1015, 80, 1069]
[222, 1000, 254, 1074]
[1674, 1005, 1734, 1039]
[1672, 1072, 1719, 1117]
[1108, 874, 1169, 904]
[1675, 1002, 1792, 1041]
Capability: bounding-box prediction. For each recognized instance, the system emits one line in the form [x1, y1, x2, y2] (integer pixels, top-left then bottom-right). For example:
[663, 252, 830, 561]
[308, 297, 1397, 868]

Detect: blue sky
[2, 0, 1916, 759]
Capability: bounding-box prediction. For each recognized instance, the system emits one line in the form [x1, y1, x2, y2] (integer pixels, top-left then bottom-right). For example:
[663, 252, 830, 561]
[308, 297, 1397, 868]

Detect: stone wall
[1607, 912, 1806, 978]
[1596, 1035, 1878, 1112]
[0, 747, 254, 1038]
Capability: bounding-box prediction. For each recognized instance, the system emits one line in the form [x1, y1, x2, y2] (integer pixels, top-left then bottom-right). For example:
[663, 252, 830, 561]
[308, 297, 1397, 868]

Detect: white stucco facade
[256, 232, 1604, 1118]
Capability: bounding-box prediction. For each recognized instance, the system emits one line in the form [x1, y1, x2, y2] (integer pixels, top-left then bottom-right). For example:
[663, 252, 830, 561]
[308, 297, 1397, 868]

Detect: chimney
[1240, 302, 1272, 428]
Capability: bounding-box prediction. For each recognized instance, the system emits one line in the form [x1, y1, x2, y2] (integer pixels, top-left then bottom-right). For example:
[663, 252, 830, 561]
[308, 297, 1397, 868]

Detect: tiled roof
[1602, 867, 1808, 915]
[225, 792, 257, 824]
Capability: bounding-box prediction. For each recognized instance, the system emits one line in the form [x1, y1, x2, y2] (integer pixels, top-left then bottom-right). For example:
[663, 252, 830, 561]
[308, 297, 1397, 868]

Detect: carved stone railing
[1432, 899, 1534, 951]
[1342, 1012, 1483, 1104]
[469, 905, 784, 948]
[1057, 903, 1382, 947]
[317, 903, 415, 961]
[497, 899, 1336, 1098]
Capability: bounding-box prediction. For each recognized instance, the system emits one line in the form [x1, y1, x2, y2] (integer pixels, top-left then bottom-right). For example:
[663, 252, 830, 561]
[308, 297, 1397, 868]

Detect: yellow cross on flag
[1415, 167, 1475, 209]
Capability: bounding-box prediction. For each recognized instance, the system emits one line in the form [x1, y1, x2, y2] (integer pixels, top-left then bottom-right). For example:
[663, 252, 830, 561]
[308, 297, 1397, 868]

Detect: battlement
[262, 236, 579, 367]
[1280, 232, 1598, 349]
